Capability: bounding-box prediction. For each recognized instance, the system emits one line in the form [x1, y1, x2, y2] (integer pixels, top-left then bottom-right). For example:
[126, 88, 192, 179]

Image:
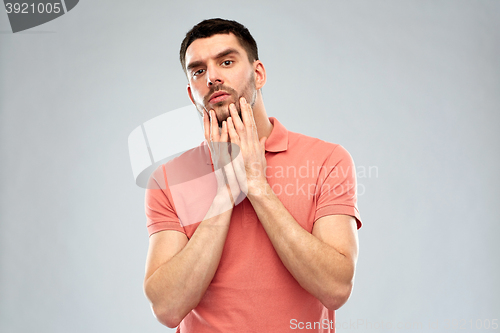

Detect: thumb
[259, 136, 267, 151]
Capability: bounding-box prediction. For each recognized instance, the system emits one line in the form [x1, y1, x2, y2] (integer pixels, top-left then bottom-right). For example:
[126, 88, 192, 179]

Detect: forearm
[248, 185, 355, 309]
[144, 195, 232, 327]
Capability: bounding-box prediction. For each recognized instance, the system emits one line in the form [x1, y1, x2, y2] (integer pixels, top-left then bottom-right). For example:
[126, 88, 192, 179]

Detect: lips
[209, 91, 230, 104]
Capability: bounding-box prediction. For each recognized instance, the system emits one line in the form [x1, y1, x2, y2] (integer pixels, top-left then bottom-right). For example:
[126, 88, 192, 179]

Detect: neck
[251, 92, 273, 140]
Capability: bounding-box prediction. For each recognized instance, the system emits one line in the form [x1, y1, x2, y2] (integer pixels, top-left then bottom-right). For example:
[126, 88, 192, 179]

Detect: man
[143, 18, 361, 332]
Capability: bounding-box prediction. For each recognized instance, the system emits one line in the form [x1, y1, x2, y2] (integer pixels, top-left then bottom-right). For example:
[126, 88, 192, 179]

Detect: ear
[187, 84, 196, 105]
[253, 60, 267, 90]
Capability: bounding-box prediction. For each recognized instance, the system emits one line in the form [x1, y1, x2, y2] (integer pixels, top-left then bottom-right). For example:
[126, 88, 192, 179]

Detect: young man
[143, 18, 361, 332]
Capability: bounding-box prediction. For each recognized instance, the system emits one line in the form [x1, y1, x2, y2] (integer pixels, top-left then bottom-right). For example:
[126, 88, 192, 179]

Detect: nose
[207, 66, 224, 87]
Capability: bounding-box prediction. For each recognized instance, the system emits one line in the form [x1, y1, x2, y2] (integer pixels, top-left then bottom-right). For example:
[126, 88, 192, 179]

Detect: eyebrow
[215, 48, 240, 60]
[186, 48, 241, 72]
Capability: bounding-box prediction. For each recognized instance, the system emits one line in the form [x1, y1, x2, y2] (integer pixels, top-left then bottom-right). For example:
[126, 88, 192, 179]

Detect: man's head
[180, 19, 266, 125]
[180, 18, 259, 76]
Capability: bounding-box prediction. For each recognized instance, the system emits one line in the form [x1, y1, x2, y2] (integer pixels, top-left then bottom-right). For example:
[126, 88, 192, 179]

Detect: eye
[192, 69, 205, 77]
[222, 60, 233, 66]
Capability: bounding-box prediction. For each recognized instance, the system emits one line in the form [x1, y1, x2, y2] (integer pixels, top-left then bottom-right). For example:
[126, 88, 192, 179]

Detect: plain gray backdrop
[1, 1, 499, 332]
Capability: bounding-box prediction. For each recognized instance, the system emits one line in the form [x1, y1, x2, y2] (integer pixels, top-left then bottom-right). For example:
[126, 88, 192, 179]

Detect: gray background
[1, 0, 499, 332]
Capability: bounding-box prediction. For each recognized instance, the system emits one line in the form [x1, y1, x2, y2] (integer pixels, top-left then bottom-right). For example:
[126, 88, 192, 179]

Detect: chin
[216, 113, 230, 127]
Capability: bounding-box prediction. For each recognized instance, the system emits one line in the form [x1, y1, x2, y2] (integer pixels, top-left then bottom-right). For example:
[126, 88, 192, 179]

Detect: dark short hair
[179, 18, 259, 74]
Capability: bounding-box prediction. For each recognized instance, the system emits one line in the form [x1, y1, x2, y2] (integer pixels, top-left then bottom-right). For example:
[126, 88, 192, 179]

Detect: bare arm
[143, 199, 232, 328]
[143, 111, 240, 328]
[248, 188, 359, 310]
[226, 97, 359, 310]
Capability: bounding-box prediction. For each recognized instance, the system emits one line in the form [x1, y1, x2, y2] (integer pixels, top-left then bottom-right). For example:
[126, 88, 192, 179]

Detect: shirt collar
[204, 117, 288, 164]
[265, 117, 288, 153]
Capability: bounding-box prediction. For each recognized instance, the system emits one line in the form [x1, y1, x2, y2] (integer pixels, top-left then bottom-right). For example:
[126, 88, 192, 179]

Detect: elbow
[144, 282, 184, 328]
[151, 304, 183, 328]
[320, 281, 354, 311]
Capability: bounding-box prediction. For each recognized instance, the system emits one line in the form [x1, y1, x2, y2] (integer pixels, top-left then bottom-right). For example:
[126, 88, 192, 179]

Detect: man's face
[185, 33, 257, 126]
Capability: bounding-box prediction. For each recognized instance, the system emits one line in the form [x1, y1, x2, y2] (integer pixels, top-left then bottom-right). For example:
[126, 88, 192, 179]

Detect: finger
[204, 110, 218, 158]
[241, 97, 260, 142]
[226, 116, 240, 145]
[237, 98, 259, 145]
[260, 136, 267, 152]
[203, 110, 210, 142]
[227, 125, 247, 195]
[239, 97, 254, 128]
[228, 103, 245, 135]
[219, 121, 231, 166]
[231, 149, 248, 195]
[220, 120, 228, 142]
[210, 110, 220, 142]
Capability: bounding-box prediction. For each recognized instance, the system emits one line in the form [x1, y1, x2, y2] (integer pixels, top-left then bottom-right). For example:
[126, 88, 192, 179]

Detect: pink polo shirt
[145, 117, 361, 332]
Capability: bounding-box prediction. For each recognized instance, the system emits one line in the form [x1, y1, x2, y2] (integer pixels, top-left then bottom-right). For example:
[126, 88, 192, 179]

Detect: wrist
[247, 180, 273, 203]
[214, 186, 234, 203]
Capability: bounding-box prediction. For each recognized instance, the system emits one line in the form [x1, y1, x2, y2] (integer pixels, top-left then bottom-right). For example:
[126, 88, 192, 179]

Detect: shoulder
[286, 130, 351, 161]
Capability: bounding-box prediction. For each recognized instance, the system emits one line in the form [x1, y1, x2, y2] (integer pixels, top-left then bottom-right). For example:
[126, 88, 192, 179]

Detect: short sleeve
[145, 165, 186, 237]
[314, 145, 362, 229]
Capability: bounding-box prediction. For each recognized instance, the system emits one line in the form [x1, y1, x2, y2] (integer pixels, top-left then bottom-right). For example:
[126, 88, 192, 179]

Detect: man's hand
[203, 109, 242, 206]
[226, 97, 268, 198]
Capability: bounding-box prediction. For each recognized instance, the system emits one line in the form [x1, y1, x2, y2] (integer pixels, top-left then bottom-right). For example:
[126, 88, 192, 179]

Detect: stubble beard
[197, 74, 257, 128]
